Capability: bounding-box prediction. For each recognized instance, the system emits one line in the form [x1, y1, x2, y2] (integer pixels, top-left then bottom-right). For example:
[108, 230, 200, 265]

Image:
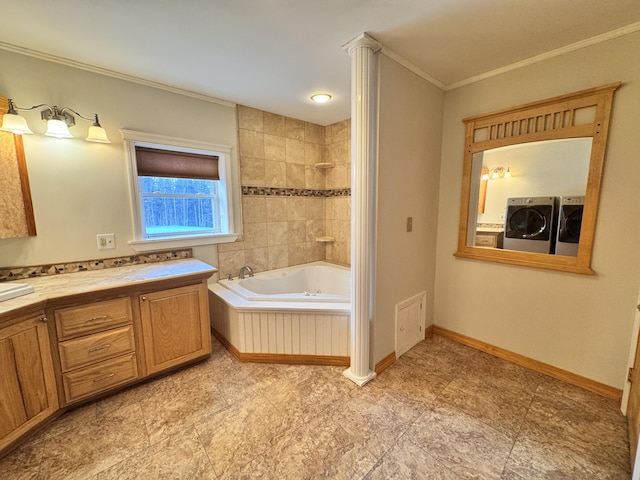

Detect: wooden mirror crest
[455, 83, 620, 274]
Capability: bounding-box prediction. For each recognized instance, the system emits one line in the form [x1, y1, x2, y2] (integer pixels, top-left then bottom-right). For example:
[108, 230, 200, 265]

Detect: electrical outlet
[96, 233, 115, 250]
[406, 217, 413, 232]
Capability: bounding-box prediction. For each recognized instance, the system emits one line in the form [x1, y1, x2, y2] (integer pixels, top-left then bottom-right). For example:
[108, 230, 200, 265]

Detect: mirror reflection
[467, 138, 592, 257]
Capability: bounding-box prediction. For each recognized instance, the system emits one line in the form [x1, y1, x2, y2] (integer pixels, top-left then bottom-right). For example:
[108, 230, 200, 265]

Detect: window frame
[122, 129, 240, 252]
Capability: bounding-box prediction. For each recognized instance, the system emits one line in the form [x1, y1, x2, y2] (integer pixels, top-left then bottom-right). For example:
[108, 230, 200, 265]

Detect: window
[123, 130, 240, 251]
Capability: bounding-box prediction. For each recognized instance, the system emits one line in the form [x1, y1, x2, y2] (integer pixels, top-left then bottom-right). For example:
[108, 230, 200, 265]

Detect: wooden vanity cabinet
[0, 311, 58, 452]
[0, 260, 215, 458]
[139, 281, 211, 375]
[53, 296, 139, 405]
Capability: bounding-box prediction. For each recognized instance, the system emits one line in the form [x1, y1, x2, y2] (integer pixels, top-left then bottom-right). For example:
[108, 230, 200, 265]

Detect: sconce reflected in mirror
[0, 99, 110, 143]
[482, 166, 512, 181]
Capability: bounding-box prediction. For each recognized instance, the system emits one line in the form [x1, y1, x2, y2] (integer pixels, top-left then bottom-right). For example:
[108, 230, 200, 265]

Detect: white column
[343, 33, 381, 386]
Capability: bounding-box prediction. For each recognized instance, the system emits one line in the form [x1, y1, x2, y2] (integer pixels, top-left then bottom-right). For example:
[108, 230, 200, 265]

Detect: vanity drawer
[55, 297, 132, 340]
[476, 234, 498, 247]
[58, 325, 135, 372]
[62, 353, 138, 403]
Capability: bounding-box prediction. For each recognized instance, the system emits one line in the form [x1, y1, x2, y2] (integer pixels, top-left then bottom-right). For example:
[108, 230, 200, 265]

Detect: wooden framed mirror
[454, 83, 620, 274]
[1, 94, 36, 238]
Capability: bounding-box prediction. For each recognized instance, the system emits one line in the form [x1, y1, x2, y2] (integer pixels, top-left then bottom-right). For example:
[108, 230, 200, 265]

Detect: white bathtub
[209, 261, 351, 365]
[217, 261, 350, 303]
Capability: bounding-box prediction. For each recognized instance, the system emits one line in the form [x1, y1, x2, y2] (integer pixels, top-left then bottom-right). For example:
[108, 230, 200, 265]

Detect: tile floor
[0, 335, 631, 479]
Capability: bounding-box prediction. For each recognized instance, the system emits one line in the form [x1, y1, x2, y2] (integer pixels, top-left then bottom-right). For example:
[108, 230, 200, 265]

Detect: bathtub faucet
[238, 265, 254, 279]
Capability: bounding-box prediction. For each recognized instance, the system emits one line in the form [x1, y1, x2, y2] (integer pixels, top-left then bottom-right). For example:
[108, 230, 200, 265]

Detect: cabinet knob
[141, 296, 147, 301]
[40, 316, 48, 323]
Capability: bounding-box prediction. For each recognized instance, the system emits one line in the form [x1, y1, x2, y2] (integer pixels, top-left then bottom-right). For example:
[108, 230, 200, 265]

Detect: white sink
[0, 283, 35, 302]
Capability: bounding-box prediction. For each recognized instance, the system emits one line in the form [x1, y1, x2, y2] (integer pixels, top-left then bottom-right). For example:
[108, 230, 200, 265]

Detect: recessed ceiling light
[311, 93, 332, 104]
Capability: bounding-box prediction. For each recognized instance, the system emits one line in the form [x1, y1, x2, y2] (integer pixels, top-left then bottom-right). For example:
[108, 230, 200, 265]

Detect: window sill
[128, 233, 239, 252]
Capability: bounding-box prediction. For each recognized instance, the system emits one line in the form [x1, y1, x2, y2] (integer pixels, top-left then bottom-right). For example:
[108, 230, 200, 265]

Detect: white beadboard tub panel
[236, 311, 350, 356]
[209, 287, 350, 358]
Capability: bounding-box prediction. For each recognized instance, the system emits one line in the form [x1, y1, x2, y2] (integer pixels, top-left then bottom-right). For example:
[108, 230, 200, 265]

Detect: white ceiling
[3, 0, 640, 125]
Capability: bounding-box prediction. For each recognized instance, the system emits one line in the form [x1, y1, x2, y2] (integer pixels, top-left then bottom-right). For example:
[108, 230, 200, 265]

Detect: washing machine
[555, 196, 584, 256]
[504, 196, 558, 254]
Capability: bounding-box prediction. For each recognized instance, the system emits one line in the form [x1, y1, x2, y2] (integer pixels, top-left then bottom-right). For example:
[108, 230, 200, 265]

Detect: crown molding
[0, 41, 236, 108]
[446, 21, 640, 90]
[379, 47, 447, 90]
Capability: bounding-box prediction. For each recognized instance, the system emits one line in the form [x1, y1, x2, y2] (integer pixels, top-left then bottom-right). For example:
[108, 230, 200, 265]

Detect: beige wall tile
[305, 166, 324, 190]
[333, 220, 351, 243]
[244, 222, 267, 248]
[217, 239, 245, 252]
[324, 125, 332, 146]
[331, 139, 350, 165]
[242, 196, 266, 223]
[245, 247, 268, 273]
[265, 160, 286, 187]
[287, 220, 306, 244]
[305, 122, 324, 144]
[284, 118, 305, 140]
[305, 197, 325, 220]
[264, 134, 286, 161]
[238, 130, 264, 158]
[263, 112, 286, 136]
[218, 250, 246, 279]
[267, 221, 288, 246]
[331, 197, 350, 220]
[330, 164, 350, 189]
[286, 164, 306, 188]
[221, 106, 353, 275]
[268, 245, 288, 270]
[240, 157, 265, 186]
[266, 197, 288, 222]
[306, 241, 325, 262]
[286, 197, 306, 221]
[332, 119, 350, 142]
[288, 243, 307, 266]
[305, 143, 322, 165]
[305, 219, 325, 242]
[237, 105, 263, 132]
[285, 138, 305, 164]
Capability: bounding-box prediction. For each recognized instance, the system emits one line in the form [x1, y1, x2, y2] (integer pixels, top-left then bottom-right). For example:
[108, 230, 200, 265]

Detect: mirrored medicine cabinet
[0, 94, 36, 239]
[454, 83, 620, 274]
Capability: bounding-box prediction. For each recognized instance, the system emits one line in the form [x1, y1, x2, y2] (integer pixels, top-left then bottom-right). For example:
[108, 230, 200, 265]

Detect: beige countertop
[0, 259, 216, 317]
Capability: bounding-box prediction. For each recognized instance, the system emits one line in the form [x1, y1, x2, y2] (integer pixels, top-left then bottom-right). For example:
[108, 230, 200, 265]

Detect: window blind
[135, 146, 219, 180]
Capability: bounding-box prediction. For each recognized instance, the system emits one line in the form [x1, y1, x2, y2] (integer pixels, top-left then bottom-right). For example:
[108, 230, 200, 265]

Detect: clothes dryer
[555, 196, 584, 256]
[504, 196, 558, 254]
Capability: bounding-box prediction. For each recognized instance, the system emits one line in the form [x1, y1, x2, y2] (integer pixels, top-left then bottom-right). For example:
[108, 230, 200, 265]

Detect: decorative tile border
[242, 186, 351, 198]
[0, 249, 193, 283]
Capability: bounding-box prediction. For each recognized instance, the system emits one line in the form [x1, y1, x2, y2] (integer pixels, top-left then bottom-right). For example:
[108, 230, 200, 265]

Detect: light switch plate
[406, 217, 413, 232]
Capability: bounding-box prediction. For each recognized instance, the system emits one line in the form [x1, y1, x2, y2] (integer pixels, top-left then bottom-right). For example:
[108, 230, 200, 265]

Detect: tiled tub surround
[218, 106, 351, 279]
[0, 249, 193, 283]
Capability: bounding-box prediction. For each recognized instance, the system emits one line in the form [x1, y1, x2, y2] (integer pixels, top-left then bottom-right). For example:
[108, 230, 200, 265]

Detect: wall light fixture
[482, 166, 512, 181]
[0, 99, 110, 143]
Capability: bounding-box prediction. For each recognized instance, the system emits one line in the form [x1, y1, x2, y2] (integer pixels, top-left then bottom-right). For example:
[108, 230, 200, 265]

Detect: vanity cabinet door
[139, 282, 211, 375]
[0, 313, 58, 451]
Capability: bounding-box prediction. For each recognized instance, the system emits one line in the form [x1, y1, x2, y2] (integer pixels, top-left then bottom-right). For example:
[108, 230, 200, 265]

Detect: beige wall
[434, 31, 640, 389]
[373, 54, 445, 365]
[0, 49, 236, 270]
[217, 106, 350, 279]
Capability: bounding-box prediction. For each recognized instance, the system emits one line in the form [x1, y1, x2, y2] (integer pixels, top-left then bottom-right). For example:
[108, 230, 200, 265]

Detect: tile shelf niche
[314, 162, 334, 168]
[315, 236, 335, 242]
